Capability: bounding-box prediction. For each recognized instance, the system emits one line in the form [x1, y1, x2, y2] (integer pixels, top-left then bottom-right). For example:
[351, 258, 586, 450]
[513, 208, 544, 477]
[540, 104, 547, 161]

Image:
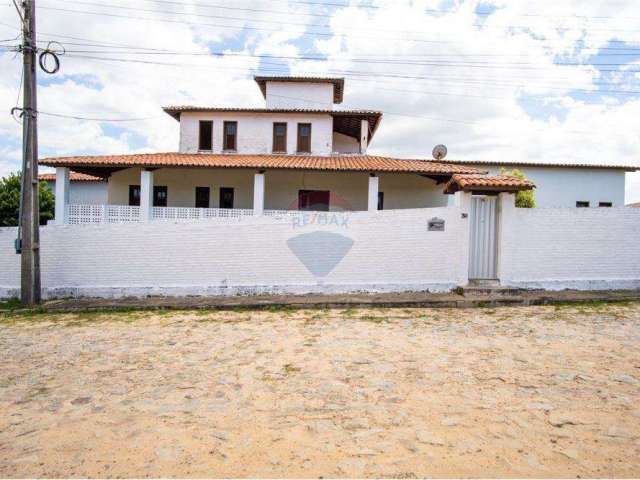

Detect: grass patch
[359, 315, 388, 324]
[283, 363, 301, 375]
[0, 298, 21, 311]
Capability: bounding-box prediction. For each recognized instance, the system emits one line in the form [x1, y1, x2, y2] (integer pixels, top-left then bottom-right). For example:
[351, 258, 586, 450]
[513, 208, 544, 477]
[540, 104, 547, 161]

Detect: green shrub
[0, 172, 55, 226]
[500, 168, 536, 208]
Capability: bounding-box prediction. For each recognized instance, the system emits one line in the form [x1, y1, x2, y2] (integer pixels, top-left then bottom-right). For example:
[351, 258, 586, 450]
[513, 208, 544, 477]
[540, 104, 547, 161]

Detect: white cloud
[0, 0, 639, 202]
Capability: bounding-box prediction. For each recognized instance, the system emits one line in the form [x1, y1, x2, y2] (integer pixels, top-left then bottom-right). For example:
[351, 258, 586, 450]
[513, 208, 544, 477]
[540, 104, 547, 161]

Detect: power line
[57, 47, 640, 70]
[42, 0, 640, 36]
[38, 111, 162, 121]
[60, 53, 640, 96]
[27, 3, 640, 47]
[57, 0, 640, 21]
[4, 11, 640, 53]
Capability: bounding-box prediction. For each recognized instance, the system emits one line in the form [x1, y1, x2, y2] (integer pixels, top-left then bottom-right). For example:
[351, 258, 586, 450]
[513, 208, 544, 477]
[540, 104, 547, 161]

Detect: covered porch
[41, 153, 485, 224]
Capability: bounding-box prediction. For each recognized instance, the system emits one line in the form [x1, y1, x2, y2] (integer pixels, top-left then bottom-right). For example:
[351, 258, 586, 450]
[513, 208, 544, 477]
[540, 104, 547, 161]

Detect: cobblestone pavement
[1, 304, 639, 478]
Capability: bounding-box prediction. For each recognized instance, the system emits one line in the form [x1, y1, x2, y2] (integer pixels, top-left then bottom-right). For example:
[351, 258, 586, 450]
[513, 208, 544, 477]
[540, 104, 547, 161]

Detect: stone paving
[0, 303, 639, 477]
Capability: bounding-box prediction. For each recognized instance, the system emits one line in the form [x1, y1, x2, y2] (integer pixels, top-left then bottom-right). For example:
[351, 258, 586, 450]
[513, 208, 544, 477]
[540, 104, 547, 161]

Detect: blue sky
[1, 0, 639, 202]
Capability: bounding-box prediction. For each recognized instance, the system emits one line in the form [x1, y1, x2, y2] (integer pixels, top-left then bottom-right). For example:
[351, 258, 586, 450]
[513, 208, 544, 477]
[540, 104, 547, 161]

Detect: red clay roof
[254, 76, 344, 103]
[38, 172, 105, 182]
[442, 159, 640, 171]
[162, 106, 379, 119]
[40, 153, 485, 175]
[444, 174, 535, 194]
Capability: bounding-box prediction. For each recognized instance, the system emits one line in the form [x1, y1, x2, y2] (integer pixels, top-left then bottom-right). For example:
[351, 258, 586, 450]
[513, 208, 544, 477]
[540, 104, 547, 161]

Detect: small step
[462, 280, 523, 297]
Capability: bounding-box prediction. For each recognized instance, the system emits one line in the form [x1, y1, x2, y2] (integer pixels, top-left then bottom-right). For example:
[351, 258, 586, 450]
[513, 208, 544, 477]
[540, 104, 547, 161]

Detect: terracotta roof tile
[40, 153, 485, 175]
[38, 171, 105, 182]
[444, 174, 535, 194]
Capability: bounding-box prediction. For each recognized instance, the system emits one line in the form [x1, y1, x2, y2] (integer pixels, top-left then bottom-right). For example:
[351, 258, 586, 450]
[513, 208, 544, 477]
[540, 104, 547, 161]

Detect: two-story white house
[40, 76, 536, 224]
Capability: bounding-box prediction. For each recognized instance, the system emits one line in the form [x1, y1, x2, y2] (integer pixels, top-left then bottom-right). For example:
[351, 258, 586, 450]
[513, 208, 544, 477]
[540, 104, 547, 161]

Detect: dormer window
[198, 120, 213, 151]
[223, 121, 237, 151]
[273, 122, 287, 153]
[297, 123, 311, 153]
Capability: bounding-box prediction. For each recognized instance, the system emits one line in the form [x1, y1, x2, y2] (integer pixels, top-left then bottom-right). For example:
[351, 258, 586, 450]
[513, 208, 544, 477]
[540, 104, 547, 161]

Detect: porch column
[54, 167, 70, 224]
[360, 119, 369, 154]
[367, 174, 379, 211]
[253, 171, 265, 215]
[140, 169, 154, 222]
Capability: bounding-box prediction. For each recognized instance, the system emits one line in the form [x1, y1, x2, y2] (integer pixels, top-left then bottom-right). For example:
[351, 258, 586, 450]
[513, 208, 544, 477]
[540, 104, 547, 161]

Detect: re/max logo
[291, 212, 350, 229]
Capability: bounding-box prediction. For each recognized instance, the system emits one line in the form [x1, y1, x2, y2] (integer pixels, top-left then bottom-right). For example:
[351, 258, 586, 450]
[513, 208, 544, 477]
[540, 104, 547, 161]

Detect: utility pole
[18, 0, 41, 305]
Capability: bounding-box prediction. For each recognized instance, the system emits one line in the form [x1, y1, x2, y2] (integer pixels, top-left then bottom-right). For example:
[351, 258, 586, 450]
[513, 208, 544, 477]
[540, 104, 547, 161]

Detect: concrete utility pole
[18, 0, 41, 305]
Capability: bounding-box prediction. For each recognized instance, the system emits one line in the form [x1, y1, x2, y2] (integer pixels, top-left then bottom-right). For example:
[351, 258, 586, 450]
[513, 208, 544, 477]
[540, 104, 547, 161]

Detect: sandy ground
[0, 303, 639, 478]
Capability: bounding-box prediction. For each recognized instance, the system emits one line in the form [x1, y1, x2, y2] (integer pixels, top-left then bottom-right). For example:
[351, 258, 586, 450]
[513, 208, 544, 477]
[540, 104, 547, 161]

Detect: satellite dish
[432, 144, 448, 160]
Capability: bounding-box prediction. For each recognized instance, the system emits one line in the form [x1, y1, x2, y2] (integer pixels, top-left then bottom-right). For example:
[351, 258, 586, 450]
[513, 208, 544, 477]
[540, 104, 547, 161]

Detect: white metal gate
[469, 196, 498, 279]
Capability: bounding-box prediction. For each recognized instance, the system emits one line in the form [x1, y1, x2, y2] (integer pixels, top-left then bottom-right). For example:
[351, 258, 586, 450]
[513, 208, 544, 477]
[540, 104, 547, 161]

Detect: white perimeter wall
[0, 207, 468, 299]
[467, 165, 626, 207]
[179, 112, 333, 154]
[500, 205, 640, 290]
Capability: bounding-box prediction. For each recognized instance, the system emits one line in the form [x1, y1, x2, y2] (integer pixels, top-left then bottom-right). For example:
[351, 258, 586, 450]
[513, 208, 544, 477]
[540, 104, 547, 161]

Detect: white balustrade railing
[153, 206, 255, 221]
[64, 204, 319, 225]
[67, 204, 141, 224]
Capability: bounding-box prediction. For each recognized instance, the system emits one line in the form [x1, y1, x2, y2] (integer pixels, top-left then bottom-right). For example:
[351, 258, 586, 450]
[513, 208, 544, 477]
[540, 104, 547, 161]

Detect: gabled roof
[38, 172, 105, 182]
[40, 153, 485, 176]
[441, 159, 640, 171]
[443, 174, 535, 194]
[254, 76, 345, 103]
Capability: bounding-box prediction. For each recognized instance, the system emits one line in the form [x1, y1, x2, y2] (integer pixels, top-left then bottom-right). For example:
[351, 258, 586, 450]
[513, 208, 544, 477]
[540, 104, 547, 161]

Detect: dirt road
[1, 303, 639, 477]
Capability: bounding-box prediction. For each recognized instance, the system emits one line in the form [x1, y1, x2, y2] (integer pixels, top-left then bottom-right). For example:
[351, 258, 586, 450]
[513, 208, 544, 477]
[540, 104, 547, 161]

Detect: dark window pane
[297, 123, 311, 153]
[153, 186, 168, 207]
[199, 121, 213, 150]
[576, 201, 590, 208]
[219, 187, 234, 209]
[195, 187, 210, 208]
[298, 190, 330, 211]
[273, 122, 287, 152]
[378, 191, 384, 210]
[599, 202, 612, 207]
[129, 185, 140, 206]
[224, 121, 237, 150]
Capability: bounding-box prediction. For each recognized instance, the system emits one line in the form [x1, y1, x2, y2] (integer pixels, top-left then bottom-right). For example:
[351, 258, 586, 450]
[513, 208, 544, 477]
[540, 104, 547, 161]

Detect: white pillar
[496, 192, 516, 282]
[454, 190, 472, 210]
[140, 169, 154, 222]
[360, 119, 369, 154]
[367, 174, 379, 211]
[253, 172, 265, 215]
[54, 167, 70, 224]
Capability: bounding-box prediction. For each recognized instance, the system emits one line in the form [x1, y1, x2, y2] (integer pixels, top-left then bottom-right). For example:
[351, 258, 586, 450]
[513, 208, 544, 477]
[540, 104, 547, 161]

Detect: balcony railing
[64, 204, 310, 225]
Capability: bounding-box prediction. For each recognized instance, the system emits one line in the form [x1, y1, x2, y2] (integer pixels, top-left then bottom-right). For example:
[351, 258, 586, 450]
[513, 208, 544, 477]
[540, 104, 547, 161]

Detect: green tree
[500, 168, 536, 208]
[0, 172, 55, 226]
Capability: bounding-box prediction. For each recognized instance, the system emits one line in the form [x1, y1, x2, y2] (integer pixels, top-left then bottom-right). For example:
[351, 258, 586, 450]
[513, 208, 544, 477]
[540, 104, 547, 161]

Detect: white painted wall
[179, 112, 334, 154]
[464, 164, 627, 207]
[2, 201, 640, 299]
[0, 207, 468, 299]
[44, 180, 108, 205]
[265, 82, 334, 109]
[332, 132, 360, 153]
[499, 205, 640, 290]
[106, 168, 448, 211]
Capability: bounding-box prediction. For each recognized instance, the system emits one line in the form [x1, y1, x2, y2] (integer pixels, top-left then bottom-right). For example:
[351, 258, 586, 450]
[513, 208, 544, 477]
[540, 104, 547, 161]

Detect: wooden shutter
[198, 121, 213, 150]
[297, 123, 311, 153]
[223, 121, 237, 151]
[273, 122, 287, 152]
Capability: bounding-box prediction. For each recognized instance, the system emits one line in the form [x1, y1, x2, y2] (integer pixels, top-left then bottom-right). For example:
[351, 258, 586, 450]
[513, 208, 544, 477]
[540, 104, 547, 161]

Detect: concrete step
[462, 285, 523, 297]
